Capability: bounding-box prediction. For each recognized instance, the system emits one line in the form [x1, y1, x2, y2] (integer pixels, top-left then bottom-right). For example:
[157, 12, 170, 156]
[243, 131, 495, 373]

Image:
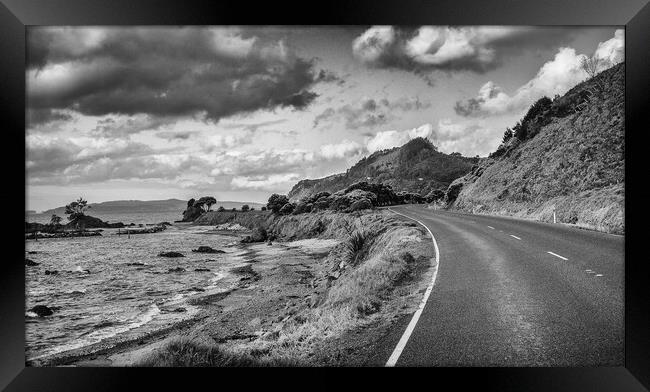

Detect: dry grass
[326, 251, 414, 315]
[135, 337, 295, 367]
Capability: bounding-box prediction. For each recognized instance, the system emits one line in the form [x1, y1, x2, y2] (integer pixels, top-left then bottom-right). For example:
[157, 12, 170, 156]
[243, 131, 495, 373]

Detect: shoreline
[27, 210, 437, 367]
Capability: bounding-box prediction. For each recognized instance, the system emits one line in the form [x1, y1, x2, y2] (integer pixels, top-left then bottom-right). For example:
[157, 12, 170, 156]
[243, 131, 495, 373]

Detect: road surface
[371, 205, 624, 366]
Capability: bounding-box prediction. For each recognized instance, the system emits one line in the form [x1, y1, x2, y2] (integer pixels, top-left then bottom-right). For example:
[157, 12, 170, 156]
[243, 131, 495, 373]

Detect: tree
[217, 206, 226, 212]
[580, 55, 602, 80]
[64, 197, 90, 221]
[49, 214, 62, 226]
[502, 128, 513, 144]
[267, 194, 289, 213]
[241, 204, 250, 212]
[261, 206, 267, 211]
[195, 196, 217, 212]
[187, 198, 195, 208]
[580, 55, 606, 94]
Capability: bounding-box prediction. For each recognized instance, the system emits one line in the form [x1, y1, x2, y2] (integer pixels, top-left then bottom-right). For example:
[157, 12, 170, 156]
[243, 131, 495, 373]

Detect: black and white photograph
[23, 23, 626, 368]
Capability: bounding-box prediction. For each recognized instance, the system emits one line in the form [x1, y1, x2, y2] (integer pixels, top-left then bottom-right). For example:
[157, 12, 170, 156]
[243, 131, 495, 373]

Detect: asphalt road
[371, 205, 624, 366]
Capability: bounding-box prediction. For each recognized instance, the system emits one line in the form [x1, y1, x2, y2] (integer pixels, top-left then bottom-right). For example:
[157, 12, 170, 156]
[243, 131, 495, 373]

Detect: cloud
[319, 140, 364, 159]
[155, 131, 198, 141]
[230, 173, 300, 190]
[313, 96, 430, 129]
[363, 120, 495, 156]
[454, 29, 624, 117]
[27, 108, 74, 129]
[90, 115, 174, 137]
[27, 27, 330, 123]
[353, 26, 576, 75]
[365, 123, 434, 153]
[26, 134, 191, 184]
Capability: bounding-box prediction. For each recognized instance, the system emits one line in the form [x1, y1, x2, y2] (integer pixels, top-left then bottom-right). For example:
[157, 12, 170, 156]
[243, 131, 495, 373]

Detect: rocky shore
[28, 209, 436, 367]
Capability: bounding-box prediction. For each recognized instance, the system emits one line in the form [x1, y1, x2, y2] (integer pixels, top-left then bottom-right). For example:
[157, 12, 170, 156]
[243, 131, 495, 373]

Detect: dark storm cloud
[352, 26, 578, 75]
[27, 27, 330, 122]
[313, 96, 431, 129]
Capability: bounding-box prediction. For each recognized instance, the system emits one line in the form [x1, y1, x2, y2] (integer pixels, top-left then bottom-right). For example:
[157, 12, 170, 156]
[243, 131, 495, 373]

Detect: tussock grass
[327, 251, 415, 315]
[342, 229, 369, 265]
[135, 337, 295, 367]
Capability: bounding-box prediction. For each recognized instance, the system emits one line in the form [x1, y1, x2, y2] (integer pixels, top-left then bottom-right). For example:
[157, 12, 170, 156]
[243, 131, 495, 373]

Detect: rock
[171, 307, 187, 313]
[241, 227, 267, 243]
[167, 267, 186, 273]
[158, 251, 185, 258]
[30, 305, 54, 317]
[45, 270, 58, 275]
[126, 262, 146, 266]
[157, 222, 172, 227]
[194, 268, 211, 272]
[191, 246, 225, 254]
[27, 251, 38, 254]
[25, 258, 39, 266]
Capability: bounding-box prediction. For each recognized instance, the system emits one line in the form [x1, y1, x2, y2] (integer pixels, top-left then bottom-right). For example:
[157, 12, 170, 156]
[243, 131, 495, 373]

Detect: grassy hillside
[289, 138, 477, 201]
[448, 62, 624, 233]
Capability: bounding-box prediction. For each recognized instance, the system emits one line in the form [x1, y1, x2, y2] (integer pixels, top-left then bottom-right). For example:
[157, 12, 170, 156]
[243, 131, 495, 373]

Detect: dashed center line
[509, 235, 522, 240]
[487, 226, 495, 230]
[595, 274, 604, 277]
[547, 251, 568, 261]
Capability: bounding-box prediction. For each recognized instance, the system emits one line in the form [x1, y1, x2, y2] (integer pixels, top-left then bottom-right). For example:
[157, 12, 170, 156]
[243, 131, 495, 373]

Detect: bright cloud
[454, 29, 624, 117]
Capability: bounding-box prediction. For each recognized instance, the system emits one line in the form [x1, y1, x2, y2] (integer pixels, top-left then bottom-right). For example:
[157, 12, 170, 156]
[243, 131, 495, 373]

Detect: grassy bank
[137, 210, 434, 366]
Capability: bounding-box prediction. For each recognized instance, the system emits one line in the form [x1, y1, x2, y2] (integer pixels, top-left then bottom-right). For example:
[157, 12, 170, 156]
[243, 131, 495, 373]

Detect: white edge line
[385, 208, 440, 367]
[546, 251, 568, 261]
[509, 234, 522, 240]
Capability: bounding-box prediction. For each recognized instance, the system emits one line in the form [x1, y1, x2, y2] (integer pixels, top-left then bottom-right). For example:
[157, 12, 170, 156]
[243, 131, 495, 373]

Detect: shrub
[267, 194, 289, 213]
[292, 202, 312, 214]
[241, 204, 250, 212]
[217, 206, 226, 212]
[279, 202, 295, 215]
[261, 206, 267, 211]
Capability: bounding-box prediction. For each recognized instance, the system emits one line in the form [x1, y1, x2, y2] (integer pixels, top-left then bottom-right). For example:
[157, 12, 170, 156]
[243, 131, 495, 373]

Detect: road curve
[370, 205, 624, 366]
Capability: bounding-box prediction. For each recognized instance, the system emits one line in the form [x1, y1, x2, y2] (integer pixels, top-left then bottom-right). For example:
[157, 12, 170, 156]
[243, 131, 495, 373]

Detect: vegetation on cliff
[447, 62, 624, 233]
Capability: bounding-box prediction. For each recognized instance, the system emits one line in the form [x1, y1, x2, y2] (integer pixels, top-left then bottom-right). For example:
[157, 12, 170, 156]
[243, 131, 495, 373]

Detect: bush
[217, 206, 226, 212]
[241, 204, 250, 212]
[292, 202, 312, 214]
[267, 194, 289, 213]
[279, 202, 295, 215]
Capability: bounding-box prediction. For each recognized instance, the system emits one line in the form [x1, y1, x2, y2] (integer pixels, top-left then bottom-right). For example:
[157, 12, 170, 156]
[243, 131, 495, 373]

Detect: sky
[26, 26, 624, 212]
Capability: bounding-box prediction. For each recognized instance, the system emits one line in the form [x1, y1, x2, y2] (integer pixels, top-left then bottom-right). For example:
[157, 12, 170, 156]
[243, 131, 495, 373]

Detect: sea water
[25, 223, 242, 362]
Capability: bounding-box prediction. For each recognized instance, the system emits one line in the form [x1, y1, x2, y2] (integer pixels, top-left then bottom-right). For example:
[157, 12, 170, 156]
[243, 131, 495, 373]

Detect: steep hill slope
[448, 62, 624, 234]
[289, 138, 477, 201]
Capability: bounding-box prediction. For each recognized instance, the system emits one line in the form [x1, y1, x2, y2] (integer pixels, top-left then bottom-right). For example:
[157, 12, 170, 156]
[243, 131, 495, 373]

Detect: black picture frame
[2, 0, 648, 390]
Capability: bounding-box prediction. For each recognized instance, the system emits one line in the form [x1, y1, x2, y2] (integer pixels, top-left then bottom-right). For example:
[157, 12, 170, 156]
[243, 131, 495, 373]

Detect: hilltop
[289, 137, 478, 201]
[447, 62, 624, 234]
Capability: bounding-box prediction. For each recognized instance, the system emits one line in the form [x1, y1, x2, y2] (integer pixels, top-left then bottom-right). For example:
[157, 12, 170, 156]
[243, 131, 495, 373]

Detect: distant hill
[37, 199, 265, 216]
[288, 137, 478, 201]
[448, 62, 624, 233]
